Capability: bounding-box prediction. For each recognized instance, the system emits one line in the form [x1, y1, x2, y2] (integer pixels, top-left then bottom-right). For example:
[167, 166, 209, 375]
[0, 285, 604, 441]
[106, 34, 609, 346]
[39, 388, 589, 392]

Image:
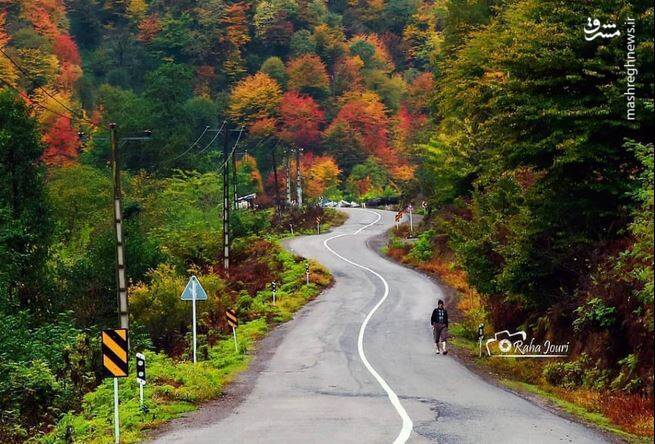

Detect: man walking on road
[431, 300, 449, 355]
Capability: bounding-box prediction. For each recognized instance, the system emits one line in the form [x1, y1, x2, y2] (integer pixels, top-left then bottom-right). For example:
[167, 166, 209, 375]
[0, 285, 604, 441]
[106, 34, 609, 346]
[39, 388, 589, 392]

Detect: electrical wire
[217, 126, 244, 171]
[0, 76, 84, 123]
[161, 125, 210, 165]
[0, 47, 95, 126]
[196, 120, 227, 155]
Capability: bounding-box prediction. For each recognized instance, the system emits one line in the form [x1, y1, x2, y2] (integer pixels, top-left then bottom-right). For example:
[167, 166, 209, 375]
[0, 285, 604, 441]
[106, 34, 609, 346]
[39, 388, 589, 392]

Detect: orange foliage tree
[286, 54, 330, 98]
[222, 2, 251, 82]
[302, 153, 341, 199]
[228, 72, 282, 126]
[0, 12, 18, 86]
[333, 55, 364, 96]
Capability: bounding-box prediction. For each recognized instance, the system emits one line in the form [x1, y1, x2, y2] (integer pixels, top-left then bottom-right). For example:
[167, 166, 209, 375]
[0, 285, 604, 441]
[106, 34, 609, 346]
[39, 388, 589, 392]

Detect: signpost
[226, 308, 239, 352]
[135, 353, 146, 409]
[407, 204, 414, 236]
[180, 275, 208, 363]
[316, 216, 321, 235]
[395, 210, 403, 230]
[101, 329, 129, 444]
[478, 323, 485, 357]
[271, 281, 277, 305]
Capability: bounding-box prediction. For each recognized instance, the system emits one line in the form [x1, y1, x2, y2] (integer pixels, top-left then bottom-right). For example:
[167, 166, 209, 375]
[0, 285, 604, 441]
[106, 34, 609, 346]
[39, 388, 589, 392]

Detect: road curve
[151, 209, 609, 444]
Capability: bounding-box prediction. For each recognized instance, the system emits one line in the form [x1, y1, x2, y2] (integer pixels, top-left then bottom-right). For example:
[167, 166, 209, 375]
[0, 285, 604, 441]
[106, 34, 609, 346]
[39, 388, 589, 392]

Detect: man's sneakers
[443, 350, 448, 355]
[435, 348, 440, 355]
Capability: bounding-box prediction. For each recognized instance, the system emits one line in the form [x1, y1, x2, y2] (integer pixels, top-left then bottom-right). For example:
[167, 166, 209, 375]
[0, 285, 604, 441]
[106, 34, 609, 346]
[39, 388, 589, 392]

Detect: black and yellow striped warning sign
[226, 308, 238, 329]
[102, 328, 129, 378]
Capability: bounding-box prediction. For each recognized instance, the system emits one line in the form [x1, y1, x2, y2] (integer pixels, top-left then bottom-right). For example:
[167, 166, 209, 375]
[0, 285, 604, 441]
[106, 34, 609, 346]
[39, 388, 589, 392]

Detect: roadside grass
[40, 239, 334, 443]
[451, 329, 653, 442]
[39, 319, 267, 444]
[385, 227, 655, 442]
[501, 381, 648, 443]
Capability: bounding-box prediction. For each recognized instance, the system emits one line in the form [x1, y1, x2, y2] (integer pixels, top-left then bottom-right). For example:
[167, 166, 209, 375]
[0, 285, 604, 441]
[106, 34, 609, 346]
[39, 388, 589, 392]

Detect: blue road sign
[180, 275, 208, 301]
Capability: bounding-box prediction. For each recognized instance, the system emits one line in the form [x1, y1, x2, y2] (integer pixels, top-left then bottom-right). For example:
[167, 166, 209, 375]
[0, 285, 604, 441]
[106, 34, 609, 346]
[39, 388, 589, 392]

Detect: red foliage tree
[43, 115, 79, 166]
[327, 93, 390, 156]
[138, 14, 161, 42]
[278, 92, 325, 149]
[53, 34, 81, 65]
[406, 72, 434, 114]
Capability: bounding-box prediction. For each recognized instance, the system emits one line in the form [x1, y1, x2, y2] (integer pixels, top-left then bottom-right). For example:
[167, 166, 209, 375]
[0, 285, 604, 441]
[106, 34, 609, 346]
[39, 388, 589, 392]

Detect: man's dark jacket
[431, 307, 448, 326]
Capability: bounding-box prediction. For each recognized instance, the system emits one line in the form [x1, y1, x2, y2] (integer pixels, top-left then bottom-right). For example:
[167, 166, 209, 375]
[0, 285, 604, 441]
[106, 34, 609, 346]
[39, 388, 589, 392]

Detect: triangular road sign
[180, 275, 208, 301]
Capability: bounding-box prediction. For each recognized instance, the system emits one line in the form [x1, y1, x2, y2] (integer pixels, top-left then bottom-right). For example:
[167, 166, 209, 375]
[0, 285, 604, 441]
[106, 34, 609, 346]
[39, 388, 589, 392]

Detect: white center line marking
[323, 209, 413, 444]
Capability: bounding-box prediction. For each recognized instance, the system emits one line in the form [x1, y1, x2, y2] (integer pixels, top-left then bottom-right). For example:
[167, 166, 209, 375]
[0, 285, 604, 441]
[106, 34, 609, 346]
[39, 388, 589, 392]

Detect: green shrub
[231, 210, 271, 238]
[572, 298, 616, 333]
[610, 354, 642, 393]
[0, 361, 62, 434]
[408, 229, 435, 262]
[543, 359, 585, 389]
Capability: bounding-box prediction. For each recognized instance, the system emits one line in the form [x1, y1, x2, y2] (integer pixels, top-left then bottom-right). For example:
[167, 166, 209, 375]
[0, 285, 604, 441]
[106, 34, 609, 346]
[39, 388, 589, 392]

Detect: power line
[0, 76, 85, 124]
[196, 121, 227, 155]
[0, 47, 94, 126]
[161, 125, 210, 165]
[217, 126, 244, 172]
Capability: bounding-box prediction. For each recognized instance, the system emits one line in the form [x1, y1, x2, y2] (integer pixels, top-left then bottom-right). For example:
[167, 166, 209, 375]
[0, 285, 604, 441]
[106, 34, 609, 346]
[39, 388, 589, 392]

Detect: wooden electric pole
[110, 123, 129, 330]
[295, 146, 303, 207]
[222, 126, 230, 273]
[271, 144, 280, 216]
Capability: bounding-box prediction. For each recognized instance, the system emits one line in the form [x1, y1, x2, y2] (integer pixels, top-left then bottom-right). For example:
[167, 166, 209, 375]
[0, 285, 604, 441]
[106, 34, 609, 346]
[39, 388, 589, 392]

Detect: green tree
[290, 29, 316, 56]
[432, 0, 654, 311]
[261, 56, 287, 87]
[0, 91, 53, 311]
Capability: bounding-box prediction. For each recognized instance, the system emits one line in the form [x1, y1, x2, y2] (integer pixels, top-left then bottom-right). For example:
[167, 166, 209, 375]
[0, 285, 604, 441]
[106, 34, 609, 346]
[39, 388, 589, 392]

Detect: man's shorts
[433, 323, 448, 342]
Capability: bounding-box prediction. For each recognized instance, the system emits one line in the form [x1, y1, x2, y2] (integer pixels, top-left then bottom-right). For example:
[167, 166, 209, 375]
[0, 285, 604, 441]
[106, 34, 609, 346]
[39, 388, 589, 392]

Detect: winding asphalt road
[152, 209, 608, 443]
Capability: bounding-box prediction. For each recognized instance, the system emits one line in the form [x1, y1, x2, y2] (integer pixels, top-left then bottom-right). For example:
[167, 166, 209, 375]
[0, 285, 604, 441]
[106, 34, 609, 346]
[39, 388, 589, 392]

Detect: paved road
[152, 209, 608, 444]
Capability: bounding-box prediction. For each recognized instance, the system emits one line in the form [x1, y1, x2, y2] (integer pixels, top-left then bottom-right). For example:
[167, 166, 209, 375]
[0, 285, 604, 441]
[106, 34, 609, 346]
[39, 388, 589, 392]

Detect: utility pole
[222, 126, 230, 274]
[110, 123, 128, 330]
[295, 147, 303, 207]
[271, 144, 280, 216]
[232, 147, 238, 210]
[285, 148, 292, 206]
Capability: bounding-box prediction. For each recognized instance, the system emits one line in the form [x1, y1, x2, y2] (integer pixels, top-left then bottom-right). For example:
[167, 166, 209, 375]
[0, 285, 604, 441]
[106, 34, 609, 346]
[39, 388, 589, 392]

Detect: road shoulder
[371, 228, 626, 444]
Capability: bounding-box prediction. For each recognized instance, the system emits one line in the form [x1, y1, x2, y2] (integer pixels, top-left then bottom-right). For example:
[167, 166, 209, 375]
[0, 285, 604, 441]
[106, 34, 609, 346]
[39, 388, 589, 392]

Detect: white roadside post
[408, 204, 414, 236]
[180, 276, 208, 363]
[272, 281, 277, 305]
[101, 328, 128, 444]
[135, 353, 146, 410]
[113, 378, 119, 443]
[226, 309, 239, 352]
[478, 323, 485, 357]
[192, 279, 197, 363]
[305, 263, 310, 286]
[290, 224, 294, 236]
[316, 216, 321, 235]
